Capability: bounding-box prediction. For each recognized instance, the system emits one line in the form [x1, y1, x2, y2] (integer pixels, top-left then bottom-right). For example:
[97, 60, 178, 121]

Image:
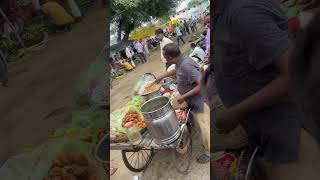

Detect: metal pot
[161, 77, 173, 90]
[140, 88, 161, 101]
[141, 96, 181, 145]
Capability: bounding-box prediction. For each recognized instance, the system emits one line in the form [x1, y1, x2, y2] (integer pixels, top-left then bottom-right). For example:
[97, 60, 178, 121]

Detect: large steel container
[140, 96, 180, 145]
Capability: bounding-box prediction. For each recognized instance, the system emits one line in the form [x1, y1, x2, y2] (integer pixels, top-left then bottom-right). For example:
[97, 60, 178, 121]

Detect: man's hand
[154, 77, 162, 84]
[176, 95, 185, 104]
[215, 108, 242, 134]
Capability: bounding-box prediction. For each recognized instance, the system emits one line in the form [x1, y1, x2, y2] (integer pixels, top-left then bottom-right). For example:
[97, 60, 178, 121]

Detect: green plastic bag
[287, 6, 300, 19]
[133, 79, 145, 95]
[111, 105, 145, 134]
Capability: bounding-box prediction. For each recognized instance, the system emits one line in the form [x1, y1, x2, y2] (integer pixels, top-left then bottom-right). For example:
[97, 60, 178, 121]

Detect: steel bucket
[141, 96, 180, 145]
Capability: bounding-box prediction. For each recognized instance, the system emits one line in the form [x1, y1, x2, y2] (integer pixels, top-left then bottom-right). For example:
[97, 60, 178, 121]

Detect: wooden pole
[0, 7, 25, 49]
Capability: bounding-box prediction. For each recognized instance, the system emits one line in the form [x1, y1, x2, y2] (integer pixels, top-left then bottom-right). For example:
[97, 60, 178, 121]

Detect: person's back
[122, 61, 133, 71]
[134, 42, 143, 53]
[175, 26, 182, 36]
[41, 0, 74, 26]
[195, 47, 206, 59]
[212, 0, 302, 179]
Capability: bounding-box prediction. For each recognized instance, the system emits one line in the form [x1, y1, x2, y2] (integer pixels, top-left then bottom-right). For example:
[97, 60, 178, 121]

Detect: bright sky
[176, 0, 192, 12]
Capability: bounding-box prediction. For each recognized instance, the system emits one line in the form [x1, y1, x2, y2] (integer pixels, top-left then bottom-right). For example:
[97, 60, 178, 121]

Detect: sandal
[197, 153, 210, 164]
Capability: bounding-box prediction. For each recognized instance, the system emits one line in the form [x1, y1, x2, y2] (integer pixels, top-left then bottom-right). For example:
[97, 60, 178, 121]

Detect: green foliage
[160, 15, 171, 25]
[0, 37, 19, 62]
[21, 24, 48, 47]
[111, 0, 180, 40]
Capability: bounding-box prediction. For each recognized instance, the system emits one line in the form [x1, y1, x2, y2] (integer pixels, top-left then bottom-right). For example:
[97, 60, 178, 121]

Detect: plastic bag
[133, 79, 145, 95]
[133, 73, 156, 95]
[110, 108, 127, 134]
[127, 95, 144, 108]
[50, 106, 103, 143]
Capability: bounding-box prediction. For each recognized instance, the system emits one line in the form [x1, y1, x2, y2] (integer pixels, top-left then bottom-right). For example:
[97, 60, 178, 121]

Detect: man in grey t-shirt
[211, 0, 302, 179]
[155, 43, 210, 163]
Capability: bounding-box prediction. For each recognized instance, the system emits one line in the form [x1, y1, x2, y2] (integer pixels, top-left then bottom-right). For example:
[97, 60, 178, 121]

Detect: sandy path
[0, 7, 106, 165]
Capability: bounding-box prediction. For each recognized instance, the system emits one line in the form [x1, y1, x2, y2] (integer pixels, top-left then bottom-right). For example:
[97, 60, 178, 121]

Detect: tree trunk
[122, 33, 129, 41]
[117, 20, 123, 42]
[122, 21, 135, 41]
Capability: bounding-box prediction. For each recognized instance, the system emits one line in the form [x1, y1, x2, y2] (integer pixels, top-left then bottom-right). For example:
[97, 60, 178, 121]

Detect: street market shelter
[129, 24, 165, 41]
[109, 40, 133, 57]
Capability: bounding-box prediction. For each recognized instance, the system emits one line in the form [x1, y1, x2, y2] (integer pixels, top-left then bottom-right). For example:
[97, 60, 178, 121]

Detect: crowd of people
[110, 38, 155, 74]
[0, 0, 82, 34]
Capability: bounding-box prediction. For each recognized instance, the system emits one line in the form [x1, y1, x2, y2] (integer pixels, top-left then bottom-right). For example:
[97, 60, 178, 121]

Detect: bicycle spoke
[137, 151, 140, 168]
[141, 150, 148, 163]
[134, 152, 138, 168]
[127, 152, 135, 161]
[144, 150, 150, 157]
[129, 152, 135, 165]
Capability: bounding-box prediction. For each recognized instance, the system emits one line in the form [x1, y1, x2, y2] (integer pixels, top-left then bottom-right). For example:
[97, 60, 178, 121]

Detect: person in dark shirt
[210, 0, 302, 179]
[155, 43, 210, 163]
[183, 20, 190, 35]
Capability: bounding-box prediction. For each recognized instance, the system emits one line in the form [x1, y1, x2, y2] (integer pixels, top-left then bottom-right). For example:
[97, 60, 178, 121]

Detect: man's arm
[227, 3, 292, 116]
[230, 48, 291, 116]
[181, 79, 202, 100]
[155, 69, 176, 83]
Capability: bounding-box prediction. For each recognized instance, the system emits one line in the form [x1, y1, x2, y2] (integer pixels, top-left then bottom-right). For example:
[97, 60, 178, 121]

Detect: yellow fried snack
[144, 83, 160, 94]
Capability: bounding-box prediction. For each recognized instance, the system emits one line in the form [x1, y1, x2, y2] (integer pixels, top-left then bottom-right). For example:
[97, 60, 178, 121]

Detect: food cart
[96, 74, 195, 174]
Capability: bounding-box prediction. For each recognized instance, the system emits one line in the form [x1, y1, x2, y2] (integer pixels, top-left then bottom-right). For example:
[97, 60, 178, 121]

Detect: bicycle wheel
[122, 149, 155, 172]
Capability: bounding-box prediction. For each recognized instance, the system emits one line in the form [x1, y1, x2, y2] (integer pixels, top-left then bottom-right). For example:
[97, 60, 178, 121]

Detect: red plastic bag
[215, 153, 237, 177]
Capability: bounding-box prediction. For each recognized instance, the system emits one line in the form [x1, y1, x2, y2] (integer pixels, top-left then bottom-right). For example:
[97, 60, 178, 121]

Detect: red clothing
[111, 62, 120, 69]
[288, 16, 301, 33]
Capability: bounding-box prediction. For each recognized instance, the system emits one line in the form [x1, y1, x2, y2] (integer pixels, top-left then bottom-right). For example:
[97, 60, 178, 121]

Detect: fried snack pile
[122, 110, 146, 129]
[44, 153, 98, 180]
[144, 83, 160, 94]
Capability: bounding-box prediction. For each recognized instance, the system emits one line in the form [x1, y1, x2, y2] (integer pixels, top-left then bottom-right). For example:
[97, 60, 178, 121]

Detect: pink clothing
[134, 42, 144, 53]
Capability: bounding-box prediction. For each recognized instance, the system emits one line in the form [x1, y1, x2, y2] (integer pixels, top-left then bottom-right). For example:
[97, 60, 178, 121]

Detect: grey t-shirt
[176, 55, 205, 113]
[213, 0, 302, 163]
[214, 0, 291, 107]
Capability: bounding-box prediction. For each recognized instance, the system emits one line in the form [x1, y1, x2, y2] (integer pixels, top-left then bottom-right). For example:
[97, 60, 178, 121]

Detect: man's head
[155, 29, 165, 41]
[163, 43, 181, 64]
[191, 43, 196, 49]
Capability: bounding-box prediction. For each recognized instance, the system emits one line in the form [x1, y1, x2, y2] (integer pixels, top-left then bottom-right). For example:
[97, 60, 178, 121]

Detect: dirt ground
[110, 35, 210, 180]
[0, 7, 106, 165]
